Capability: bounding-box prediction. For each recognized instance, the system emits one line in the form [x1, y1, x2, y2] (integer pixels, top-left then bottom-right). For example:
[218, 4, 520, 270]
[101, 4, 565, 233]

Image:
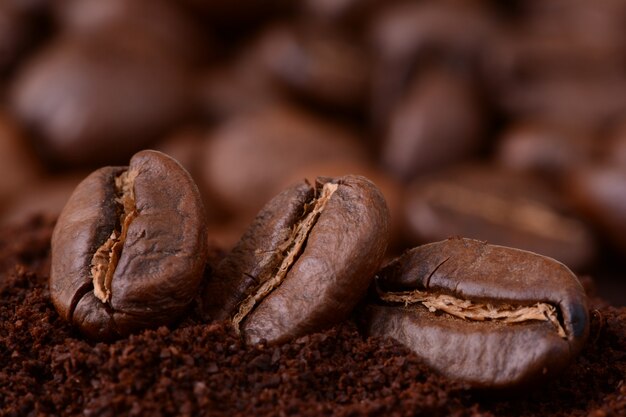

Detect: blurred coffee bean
[498, 75, 626, 130]
[54, 0, 209, 65]
[488, 32, 625, 83]
[1, 173, 85, 227]
[404, 164, 596, 271]
[200, 105, 368, 218]
[196, 57, 280, 122]
[606, 121, 626, 166]
[370, 1, 496, 125]
[253, 25, 369, 111]
[495, 122, 596, 180]
[566, 165, 626, 255]
[371, 1, 496, 63]
[0, 3, 44, 73]
[10, 34, 194, 167]
[0, 111, 41, 212]
[381, 69, 485, 181]
[154, 128, 205, 181]
[300, 0, 388, 33]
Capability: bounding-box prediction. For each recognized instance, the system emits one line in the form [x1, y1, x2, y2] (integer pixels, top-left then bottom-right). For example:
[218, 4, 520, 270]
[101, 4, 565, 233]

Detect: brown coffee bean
[50, 150, 207, 341]
[606, 121, 626, 166]
[495, 122, 595, 179]
[404, 164, 596, 271]
[497, 75, 626, 130]
[381, 69, 485, 181]
[196, 60, 280, 122]
[366, 238, 589, 389]
[254, 25, 369, 111]
[10, 34, 193, 167]
[370, 2, 496, 126]
[55, 0, 208, 65]
[565, 165, 626, 255]
[201, 175, 390, 345]
[200, 105, 368, 218]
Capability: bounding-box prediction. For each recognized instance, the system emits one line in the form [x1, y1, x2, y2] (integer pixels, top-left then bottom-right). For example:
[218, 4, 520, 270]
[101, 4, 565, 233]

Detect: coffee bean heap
[0, 0, 626, 411]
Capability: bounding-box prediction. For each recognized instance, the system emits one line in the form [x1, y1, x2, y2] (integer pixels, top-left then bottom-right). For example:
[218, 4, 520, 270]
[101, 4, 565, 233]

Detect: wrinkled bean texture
[366, 238, 589, 389]
[50, 150, 207, 341]
[202, 175, 390, 345]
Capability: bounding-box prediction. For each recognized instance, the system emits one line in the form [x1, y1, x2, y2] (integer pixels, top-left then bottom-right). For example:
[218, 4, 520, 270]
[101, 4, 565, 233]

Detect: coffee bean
[566, 165, 626, 255]
[497, 75, 626, 130]
[56, 0, 208, 65]
[606, 121, 626, 166]
[50, 150, 207, 341]
[10, 34, 193, 167]
[381, 69, 485, 181]
[200, 105, 368, 218]
[201, 175, 390, 345]
[495, 122, 595, 180]
[370, 2, 495, 127]
[366, 238, 589, 389]
[196, 60, 280, 122]
[254, 25, 369, 111]
[404, 164, 596, 271]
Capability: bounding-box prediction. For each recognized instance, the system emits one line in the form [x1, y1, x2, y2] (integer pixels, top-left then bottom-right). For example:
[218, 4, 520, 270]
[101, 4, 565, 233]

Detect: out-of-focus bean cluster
[1, 0, 625, 304]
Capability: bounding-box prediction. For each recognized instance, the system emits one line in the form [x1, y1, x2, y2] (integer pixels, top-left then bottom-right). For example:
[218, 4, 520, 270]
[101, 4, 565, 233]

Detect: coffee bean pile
[1, 0, 626, 414]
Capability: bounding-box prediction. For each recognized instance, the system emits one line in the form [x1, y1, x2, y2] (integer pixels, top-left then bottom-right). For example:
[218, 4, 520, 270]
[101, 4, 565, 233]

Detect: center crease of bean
[377, 286, 567, 338]
[90, 169, 138, 303]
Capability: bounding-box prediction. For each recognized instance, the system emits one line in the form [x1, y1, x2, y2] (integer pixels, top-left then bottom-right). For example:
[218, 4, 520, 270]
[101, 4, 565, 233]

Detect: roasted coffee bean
[196, 60, 279, 122]
[366, 238, 589, 389]
[497, 75, 626, 130]
[202, 175, 390, 345]
[370, 1, 496, 126]
[10, 34, 193, 167]
[50, 150, 207, 341]
[566, 165, 626, 255]
[404, 164, 595, 271]
[55, 0, 208, 65]
[200, 105, 368, 218]
[606, 121, 626, 166]
[381, 69, 485, 181]
[254, 25, 369, 111]
[495, 122, 595, 180]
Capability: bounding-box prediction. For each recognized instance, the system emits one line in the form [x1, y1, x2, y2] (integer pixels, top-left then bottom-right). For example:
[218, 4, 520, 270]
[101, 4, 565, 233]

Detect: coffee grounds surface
[1, 217, 625, 416]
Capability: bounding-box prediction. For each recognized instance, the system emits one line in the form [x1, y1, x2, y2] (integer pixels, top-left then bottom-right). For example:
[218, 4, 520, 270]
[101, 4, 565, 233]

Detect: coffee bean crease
[377, 287, 566, 338]
[91, 169, 138, 303]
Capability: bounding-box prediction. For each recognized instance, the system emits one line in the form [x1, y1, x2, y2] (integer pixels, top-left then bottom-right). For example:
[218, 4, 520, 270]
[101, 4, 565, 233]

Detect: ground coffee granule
[1, 217, 625, 416]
